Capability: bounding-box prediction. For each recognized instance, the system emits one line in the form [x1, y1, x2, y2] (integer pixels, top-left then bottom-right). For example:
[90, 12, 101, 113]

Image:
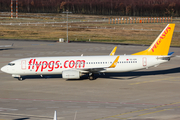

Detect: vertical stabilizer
[132, 24, 175, 55]
[54, 111, 57, 120]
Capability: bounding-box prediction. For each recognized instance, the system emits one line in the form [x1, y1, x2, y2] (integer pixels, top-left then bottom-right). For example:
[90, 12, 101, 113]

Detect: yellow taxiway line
[130, 76, 180, 85]
[95, 101, 180, 120]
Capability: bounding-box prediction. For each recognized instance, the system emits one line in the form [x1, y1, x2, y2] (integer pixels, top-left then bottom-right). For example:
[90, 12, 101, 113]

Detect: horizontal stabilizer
[168, 52, 174, 56]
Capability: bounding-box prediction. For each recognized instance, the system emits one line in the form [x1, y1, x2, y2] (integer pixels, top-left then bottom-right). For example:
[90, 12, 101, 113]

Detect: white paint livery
[1, 24, 175, 80]
[1, 55, 169, 80]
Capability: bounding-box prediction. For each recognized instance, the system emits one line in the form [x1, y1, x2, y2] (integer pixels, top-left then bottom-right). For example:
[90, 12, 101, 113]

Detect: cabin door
[142, 57, 147, 67]
[21, 60, 26, 70]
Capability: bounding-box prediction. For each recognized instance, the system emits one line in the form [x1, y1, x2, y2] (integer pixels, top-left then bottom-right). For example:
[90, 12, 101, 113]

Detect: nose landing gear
[12, 75, 24, 81]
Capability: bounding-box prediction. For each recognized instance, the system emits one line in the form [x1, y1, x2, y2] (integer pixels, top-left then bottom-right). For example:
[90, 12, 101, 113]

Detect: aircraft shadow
[13, 118, 29, 120]
[0, 48, 22, 51]
[99, 67, 180, 80]
[21, 67, 180, 81]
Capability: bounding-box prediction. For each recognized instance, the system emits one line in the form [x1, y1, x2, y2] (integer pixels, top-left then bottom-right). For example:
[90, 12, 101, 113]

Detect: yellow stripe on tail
[132, 24, 175, 55]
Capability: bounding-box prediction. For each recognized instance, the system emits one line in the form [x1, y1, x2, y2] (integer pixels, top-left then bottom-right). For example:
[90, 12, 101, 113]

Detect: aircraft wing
[78, 68, 106, 73]
[78, 56, 120, 73]
[69, 47, 118, 73]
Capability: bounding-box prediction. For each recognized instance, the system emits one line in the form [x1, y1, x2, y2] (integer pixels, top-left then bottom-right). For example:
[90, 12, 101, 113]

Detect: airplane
[54, 111, 57, 120]
[0, 43, 14, 48]
[1, 24, 175, 81]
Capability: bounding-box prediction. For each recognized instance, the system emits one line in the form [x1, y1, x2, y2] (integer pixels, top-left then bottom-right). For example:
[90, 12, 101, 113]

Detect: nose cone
[1, 66, 8, 73]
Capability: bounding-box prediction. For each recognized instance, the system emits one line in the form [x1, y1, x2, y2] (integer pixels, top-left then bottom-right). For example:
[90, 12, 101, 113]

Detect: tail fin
[132, 24, 175, 55]
[54, 111, 57, 120]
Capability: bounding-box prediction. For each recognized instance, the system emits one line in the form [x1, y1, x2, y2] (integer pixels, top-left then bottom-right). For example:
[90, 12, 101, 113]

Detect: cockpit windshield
[8, 63, 15, 66]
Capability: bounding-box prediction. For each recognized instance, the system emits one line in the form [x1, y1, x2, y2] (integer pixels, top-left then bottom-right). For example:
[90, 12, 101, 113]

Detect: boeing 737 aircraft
[1, 24, 175, 81]
[0, 43, 13, 48]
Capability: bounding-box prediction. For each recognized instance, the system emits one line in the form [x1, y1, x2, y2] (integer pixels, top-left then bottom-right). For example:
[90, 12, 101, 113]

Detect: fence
[109, 17, 172, 24]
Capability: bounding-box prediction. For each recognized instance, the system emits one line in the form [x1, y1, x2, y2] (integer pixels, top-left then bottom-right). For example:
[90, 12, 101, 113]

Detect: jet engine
[62, 70, 81, 79]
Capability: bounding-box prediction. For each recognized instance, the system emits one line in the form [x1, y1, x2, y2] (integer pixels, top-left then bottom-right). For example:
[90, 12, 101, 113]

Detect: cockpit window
[8, 63, 15, 66]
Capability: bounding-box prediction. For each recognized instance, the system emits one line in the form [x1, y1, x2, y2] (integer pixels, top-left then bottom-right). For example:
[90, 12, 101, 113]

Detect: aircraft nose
[1, 66, 8, 73]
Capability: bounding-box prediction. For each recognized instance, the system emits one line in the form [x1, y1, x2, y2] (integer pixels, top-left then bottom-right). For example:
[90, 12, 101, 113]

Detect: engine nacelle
[62, 70, 80, 79]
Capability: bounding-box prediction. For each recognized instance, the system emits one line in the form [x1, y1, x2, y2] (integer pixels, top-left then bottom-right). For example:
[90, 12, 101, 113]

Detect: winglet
[109, 46, 117, 56]
[109, 56, 119, 68]
[132, 24, 175, 55]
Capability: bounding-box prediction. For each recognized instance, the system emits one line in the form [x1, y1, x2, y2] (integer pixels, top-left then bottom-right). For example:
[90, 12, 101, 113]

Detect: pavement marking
[138, 109, 172, 116]
[170, 79, 180, 82]
[138, 106, 180, 117]
[129, 76, 180, 85]
[95, 101, 180, 120]
[120, 105, 180, 119]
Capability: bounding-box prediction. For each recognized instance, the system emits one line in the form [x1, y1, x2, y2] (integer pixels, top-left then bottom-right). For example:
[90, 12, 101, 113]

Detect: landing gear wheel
[88, 73, 94, 80]
[18, 77, 23, 81]
[89, 76, 94, 80]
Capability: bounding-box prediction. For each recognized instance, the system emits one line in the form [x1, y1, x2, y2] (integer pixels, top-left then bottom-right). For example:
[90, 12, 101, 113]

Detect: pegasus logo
[151, 27, 171, 52]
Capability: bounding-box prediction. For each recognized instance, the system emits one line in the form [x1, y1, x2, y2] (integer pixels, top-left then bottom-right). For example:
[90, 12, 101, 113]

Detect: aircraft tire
[89, 74, 94, 80]
[18, 77, 24, 81]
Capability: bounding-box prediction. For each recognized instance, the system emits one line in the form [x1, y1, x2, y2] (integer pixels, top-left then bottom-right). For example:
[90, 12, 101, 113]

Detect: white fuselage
[1, 55, 168, 76]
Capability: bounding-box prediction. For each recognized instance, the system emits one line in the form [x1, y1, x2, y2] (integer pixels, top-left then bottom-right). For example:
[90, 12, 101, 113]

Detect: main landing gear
[88, 73, 95, 80]
[18, 77, 24, 81]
